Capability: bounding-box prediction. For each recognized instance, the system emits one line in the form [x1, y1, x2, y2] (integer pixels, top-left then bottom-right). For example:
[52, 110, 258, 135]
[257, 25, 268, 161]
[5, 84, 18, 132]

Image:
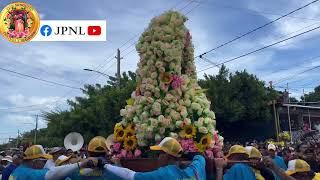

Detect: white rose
[170, 132, 178, 139]
[199, 127, 208, 134]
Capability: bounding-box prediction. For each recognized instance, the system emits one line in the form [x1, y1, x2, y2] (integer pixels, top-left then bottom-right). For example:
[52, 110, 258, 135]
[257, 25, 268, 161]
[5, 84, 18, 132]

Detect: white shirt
[44, 159, 55, 169]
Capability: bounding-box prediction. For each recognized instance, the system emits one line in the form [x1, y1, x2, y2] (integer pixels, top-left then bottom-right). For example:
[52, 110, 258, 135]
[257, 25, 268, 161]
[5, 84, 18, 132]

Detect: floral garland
[279, 131, 290, 141]
[112, 11, 223, 159]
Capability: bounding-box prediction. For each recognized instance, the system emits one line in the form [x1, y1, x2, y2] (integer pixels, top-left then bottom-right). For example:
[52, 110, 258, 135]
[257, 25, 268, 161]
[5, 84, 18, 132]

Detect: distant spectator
[44, 147, 65, 169]
[268, 144, 287, 180]
[65, 149, 73, 157]
[1, 155, 12, 168]
[1, 154, 22, 180]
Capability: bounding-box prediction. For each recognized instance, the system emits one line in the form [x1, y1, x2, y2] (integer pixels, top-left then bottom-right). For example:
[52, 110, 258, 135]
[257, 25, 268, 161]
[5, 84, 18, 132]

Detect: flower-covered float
[111, 11, 223, 172]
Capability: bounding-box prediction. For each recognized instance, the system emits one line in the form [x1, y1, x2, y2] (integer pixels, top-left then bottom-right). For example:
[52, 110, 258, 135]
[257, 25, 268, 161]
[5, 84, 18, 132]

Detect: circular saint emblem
[0, 2, 40, 44]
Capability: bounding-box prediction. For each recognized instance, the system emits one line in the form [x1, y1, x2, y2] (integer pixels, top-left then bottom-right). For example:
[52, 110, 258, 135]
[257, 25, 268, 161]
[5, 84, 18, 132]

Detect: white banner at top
[32, 20, 106, 41]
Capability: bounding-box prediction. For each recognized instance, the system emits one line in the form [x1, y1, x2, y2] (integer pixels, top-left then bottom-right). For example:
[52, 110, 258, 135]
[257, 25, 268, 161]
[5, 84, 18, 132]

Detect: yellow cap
[55, 155, 72, 166]
[226, 145, 248, 159]
[150, 137, 183, 157]
[286, 159, 311, 176]
[245, 146, 262, 159]
[24, 145, 52, 160]
[88, 136, 108, 152]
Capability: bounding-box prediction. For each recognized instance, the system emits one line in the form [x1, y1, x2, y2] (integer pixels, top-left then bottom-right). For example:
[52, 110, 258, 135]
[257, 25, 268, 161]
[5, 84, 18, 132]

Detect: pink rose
[214, 151, 223, 158]
[127, 151, 133, 158]
[113, 142, 121, 152]
[19, 32, 25, 38]
[120, 149, 127, 158]
[171, 74, 183, 90]
[134, 149, 142, 157]
[212, 146, 222, 158]
[180, 139, 198, 152]
[205, 150, 213, 159]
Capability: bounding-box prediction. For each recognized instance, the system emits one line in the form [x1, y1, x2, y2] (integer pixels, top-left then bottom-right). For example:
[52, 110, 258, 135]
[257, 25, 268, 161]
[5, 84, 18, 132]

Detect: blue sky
[0, 0, 320, 144]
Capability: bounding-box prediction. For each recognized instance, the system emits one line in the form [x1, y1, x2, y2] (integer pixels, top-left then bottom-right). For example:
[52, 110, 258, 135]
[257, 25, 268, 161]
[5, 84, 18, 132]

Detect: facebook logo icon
[40, 25, 52, 36]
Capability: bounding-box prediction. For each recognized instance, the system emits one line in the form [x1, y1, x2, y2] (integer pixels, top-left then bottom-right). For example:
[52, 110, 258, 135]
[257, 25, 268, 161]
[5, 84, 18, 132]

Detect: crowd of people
[0, 136, 320, 180]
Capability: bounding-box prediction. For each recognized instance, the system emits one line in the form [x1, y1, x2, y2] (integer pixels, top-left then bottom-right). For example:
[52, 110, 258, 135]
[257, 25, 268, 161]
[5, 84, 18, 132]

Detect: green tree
[199, 65, 278, 141]
[40, 72, 136, 146]
[304, 85, 320, 102]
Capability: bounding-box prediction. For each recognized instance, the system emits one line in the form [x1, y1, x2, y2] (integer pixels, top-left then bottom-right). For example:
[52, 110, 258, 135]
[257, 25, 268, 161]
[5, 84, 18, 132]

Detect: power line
[301, 79, 320, 87]
[121, 0, 205, 58]
[261, 55, 320, 79]
[198, 22, 320, 69]
[1, 56, 83, 86]
[122, 48, 136, 58]
[198, 24, 320, 72]
[199, 56, 221, 68]
[210, 1, 320, 22]
[113, 0, 192, 51]
[274, 65, 320, 85]
[197, 0, 320, 58]
[0, 67, 80, 90]
[0, 103, 54, 111]
[100, 62, 117, 77]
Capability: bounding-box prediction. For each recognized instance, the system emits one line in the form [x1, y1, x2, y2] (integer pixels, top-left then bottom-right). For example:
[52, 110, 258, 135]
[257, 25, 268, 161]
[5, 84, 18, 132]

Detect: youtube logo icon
[88, 26, 101, 35]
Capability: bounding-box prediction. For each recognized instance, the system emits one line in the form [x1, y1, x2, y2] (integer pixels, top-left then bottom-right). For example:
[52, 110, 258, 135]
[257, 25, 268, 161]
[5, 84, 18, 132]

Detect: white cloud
[248, 0, 320, 50]
[4, 114, 34, 124]
[6, 94, 61, 107]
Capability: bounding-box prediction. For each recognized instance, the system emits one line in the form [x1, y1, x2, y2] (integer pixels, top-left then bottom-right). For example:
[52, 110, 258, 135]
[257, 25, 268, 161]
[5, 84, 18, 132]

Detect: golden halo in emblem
[0, 2, 40, 44]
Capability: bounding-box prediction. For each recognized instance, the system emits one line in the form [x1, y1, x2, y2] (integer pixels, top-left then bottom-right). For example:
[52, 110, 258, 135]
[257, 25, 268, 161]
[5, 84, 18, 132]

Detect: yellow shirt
[252, 168, 265, 180]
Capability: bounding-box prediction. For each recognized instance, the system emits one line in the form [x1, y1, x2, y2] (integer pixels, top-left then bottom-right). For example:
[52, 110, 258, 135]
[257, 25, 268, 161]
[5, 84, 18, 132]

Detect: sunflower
[160, 72, 172, 84]
[179, 125, 196, 139]
[127, 123, 136, 132]
[124, 136, 137, 151]
[115, 129, 126, 142]
[198, 134, 211, 151]
[114, 123, 123, 134]
[126, 98, 135, 105]
[125, 128, 135, 137]
[196, 143, 206, 153]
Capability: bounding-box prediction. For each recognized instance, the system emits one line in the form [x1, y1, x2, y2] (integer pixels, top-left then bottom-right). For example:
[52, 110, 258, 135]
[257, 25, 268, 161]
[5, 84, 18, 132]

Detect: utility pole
[116, 49, 123, 88]
[116, 49, 121, 87]
[303, 88, 306, 105]
[34, 115, 38, 144]
[16, 130, 19, 147]
[270, 81, 279, 141]
[287, 83, 293, 143]
[304, 88, 312, 130]
[287, 83, 290, 103]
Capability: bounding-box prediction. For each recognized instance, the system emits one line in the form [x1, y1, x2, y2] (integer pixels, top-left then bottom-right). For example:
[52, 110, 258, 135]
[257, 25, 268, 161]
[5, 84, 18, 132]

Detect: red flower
[171, 74, 183, 89]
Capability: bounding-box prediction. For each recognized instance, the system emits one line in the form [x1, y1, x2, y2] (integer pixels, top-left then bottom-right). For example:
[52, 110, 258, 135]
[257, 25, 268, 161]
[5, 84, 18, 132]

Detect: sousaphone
[64, 132, 84, 152]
